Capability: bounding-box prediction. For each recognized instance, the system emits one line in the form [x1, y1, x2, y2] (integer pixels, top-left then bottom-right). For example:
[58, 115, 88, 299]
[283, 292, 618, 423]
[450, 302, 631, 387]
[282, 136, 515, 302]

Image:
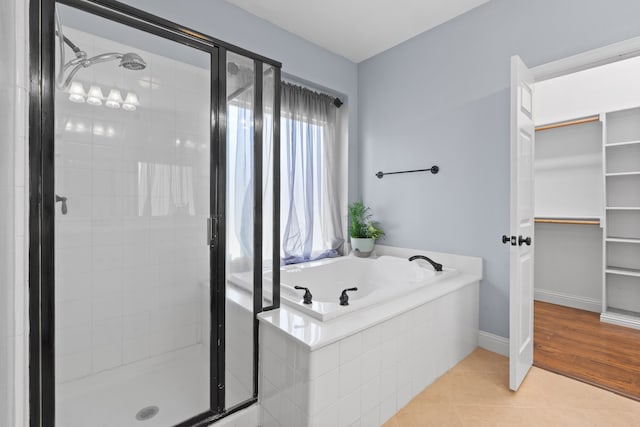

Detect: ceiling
[224, 0, 490, 63]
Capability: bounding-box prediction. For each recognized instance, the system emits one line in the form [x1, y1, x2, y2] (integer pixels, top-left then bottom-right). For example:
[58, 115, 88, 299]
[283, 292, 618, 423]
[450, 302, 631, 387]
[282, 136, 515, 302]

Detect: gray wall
[121, 0, 359, 203]
[358, 0, 640, 337]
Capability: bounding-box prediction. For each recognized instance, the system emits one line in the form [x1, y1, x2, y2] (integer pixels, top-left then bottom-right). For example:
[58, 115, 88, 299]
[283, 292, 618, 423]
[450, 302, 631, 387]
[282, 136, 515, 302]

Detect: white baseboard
[534, 289, 601, 313]
[478, 330, 509, 357]
[601, 311, 640, 330]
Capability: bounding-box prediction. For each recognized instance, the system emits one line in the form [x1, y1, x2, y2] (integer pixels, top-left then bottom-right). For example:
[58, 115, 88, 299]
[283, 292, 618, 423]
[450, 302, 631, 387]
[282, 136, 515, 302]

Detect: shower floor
[56, 344, 249, 427]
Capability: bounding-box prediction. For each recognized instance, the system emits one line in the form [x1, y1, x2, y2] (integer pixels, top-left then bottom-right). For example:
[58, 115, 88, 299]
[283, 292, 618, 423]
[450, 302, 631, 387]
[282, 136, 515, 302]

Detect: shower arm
[60, 53, 124, 90]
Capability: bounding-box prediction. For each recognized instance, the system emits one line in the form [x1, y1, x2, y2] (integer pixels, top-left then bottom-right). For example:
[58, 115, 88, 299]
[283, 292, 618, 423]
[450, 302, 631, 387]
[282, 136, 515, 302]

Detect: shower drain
[136, 406, 159, 421]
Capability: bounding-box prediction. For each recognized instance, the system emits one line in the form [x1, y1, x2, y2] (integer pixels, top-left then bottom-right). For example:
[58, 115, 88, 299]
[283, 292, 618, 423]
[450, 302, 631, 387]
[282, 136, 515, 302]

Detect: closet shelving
[601, 106, 640, 329]
[533, 116, 604, 314]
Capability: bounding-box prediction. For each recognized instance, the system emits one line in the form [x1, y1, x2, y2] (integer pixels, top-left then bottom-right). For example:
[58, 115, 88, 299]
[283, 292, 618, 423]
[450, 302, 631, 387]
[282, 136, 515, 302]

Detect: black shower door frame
[28, 1, 281, 426]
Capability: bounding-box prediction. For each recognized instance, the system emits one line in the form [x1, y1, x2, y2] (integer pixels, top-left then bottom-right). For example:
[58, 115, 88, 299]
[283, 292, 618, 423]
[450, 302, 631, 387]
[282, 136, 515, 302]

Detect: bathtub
[230, 254, 457, 321]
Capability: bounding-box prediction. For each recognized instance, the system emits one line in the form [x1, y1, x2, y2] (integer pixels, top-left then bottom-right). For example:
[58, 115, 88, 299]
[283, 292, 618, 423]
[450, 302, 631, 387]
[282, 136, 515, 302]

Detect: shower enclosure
[29, 1, 280, 426]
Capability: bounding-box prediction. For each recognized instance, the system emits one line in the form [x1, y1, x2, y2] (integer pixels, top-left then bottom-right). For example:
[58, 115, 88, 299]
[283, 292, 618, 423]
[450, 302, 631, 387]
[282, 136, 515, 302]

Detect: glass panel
[53, 5, 212, 425]
[262, 64, 275, 306]
[225, 51, 255, 408]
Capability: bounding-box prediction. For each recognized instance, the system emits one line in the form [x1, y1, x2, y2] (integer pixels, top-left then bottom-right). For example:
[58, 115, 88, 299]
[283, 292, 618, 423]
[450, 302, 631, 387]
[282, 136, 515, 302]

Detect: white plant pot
[350, 237, 375, 257]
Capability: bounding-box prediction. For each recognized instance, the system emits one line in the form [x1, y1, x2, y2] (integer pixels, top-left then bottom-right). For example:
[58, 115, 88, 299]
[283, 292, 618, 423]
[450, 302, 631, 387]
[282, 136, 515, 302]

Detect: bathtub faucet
[408, 255, 443, 272]
[294, 286, 313, 304]
[339, 287, 358, 306]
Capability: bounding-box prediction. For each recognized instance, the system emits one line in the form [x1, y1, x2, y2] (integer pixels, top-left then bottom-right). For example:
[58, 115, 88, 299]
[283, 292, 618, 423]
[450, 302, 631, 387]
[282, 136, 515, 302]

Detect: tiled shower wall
[54, 27, 211, 383]
[0, 0, 29, 425]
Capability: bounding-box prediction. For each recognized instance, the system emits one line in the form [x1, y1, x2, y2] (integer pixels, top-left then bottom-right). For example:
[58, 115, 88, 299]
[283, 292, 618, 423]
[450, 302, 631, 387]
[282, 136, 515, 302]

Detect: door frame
[28, 1, 281, 426]
[509, 35, 640, 388]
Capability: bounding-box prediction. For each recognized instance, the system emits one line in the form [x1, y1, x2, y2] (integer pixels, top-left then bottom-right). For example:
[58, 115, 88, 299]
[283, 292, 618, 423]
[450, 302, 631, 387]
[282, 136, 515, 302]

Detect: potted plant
[348, 201, 385, 257]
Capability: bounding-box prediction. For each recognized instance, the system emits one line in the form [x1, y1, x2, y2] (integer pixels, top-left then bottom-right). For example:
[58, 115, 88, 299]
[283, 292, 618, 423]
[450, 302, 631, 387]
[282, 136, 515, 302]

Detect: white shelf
[605, 171, 640, 177]
[605, 140, 640, 148]
[534, 214, 601, 220]
[605, 266, 640, 278]
[606, 237, 640, 244]
[603, 108, 640, 326]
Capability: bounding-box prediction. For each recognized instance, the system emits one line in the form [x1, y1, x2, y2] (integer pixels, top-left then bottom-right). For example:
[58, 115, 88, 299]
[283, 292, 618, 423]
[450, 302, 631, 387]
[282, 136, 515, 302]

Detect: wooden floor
[534, 301, 640, 401]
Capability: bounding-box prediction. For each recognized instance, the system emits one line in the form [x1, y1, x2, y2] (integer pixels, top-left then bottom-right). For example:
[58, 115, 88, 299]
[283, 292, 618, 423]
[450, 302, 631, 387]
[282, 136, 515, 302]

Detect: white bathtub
[230, 255, 457, 321]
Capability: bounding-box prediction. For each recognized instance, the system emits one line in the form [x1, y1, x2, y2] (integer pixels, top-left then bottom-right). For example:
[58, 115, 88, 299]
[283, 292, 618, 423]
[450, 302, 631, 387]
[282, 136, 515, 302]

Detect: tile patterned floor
[383, 348, 640, 427]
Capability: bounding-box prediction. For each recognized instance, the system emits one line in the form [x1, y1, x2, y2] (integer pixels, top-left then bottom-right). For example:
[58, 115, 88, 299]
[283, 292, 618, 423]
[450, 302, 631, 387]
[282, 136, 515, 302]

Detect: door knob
[518, 235, 531, 246]
[502, 235, 516, 245]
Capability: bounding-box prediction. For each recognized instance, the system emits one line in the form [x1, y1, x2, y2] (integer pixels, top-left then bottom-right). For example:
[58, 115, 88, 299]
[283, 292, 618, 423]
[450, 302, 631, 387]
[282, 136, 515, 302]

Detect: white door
[509, 55, 535, 391]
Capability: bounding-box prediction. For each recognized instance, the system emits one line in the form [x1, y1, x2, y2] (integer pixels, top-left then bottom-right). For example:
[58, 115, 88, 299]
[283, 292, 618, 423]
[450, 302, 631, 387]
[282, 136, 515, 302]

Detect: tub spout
[339, 287, 358, 306]
[408, 255, 443, 272]
[294, 286, 313, 304]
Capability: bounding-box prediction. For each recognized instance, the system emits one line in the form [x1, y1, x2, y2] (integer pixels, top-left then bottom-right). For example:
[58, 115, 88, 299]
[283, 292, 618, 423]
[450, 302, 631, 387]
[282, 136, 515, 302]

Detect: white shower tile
[309, 402, 338, 427]
[57, 326, 91, 356]
[359, 405, 379, 427]
[92, 295, 123, 322]
[59, 140, 92, 170]
[360, 377, 380, 414]
[56, 219, 92, 248]
[308, 342, 339, 379]
[339, 333, 362, 364]
[148, 330, 173, 355]
[379, 366, 396, 400]
[361, 347, 381, 384]
[339, 356, 361, 398]
[92, 170, 123, 196]
[361, 323, 382, 354]
[122, 336, 149, 364]
[91, 269, 123, 297]
[55, 299, 91, 331]
[92, 244, 123, 271]
[173, 323, 198, 349]
[378, 393, 397, 426]
[396, 384, 412, 412]
[338, 389, 360, 427]
[92, 317, 123, 348]
[123, 313, 150, 339]
[308, 368, 339, 415]
[92, 342, 123, 373]
[57, 349, 92, 383]
[56, 270, 92, 303]
[61, 168, 93, 195]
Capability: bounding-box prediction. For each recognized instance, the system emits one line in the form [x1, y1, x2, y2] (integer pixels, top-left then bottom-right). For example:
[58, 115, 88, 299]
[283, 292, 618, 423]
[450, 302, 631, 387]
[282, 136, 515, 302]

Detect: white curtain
[280, 83, 343, 264]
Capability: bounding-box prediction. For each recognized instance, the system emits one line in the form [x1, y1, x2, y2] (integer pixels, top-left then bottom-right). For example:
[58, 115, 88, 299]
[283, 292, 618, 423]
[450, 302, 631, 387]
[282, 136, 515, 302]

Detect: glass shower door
[53, 4, 214, 426]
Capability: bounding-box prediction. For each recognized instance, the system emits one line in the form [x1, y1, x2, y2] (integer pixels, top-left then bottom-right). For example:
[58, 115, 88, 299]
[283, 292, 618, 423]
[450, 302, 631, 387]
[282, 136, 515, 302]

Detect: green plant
[348, 201, 385, 240]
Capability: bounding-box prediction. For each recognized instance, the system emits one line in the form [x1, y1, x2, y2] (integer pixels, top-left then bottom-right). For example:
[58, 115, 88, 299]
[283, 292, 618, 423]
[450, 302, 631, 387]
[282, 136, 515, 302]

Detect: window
[226, 82, 344, 265]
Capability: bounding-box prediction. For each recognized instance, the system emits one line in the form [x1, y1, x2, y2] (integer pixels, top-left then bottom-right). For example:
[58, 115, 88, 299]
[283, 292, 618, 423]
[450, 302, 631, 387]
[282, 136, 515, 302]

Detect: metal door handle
[518, 235, 531, 246]
[502, 235, 516, 246]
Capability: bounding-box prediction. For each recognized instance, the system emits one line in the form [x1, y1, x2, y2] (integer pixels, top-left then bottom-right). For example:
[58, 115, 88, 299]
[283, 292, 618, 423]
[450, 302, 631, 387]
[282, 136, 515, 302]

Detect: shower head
[58, 50, 147, 90]
[119, 53, 146, 70]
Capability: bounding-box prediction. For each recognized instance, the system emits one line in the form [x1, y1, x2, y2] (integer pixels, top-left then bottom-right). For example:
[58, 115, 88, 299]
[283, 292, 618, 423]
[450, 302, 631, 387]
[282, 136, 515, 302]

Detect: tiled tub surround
[258, 246, 481, 427]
